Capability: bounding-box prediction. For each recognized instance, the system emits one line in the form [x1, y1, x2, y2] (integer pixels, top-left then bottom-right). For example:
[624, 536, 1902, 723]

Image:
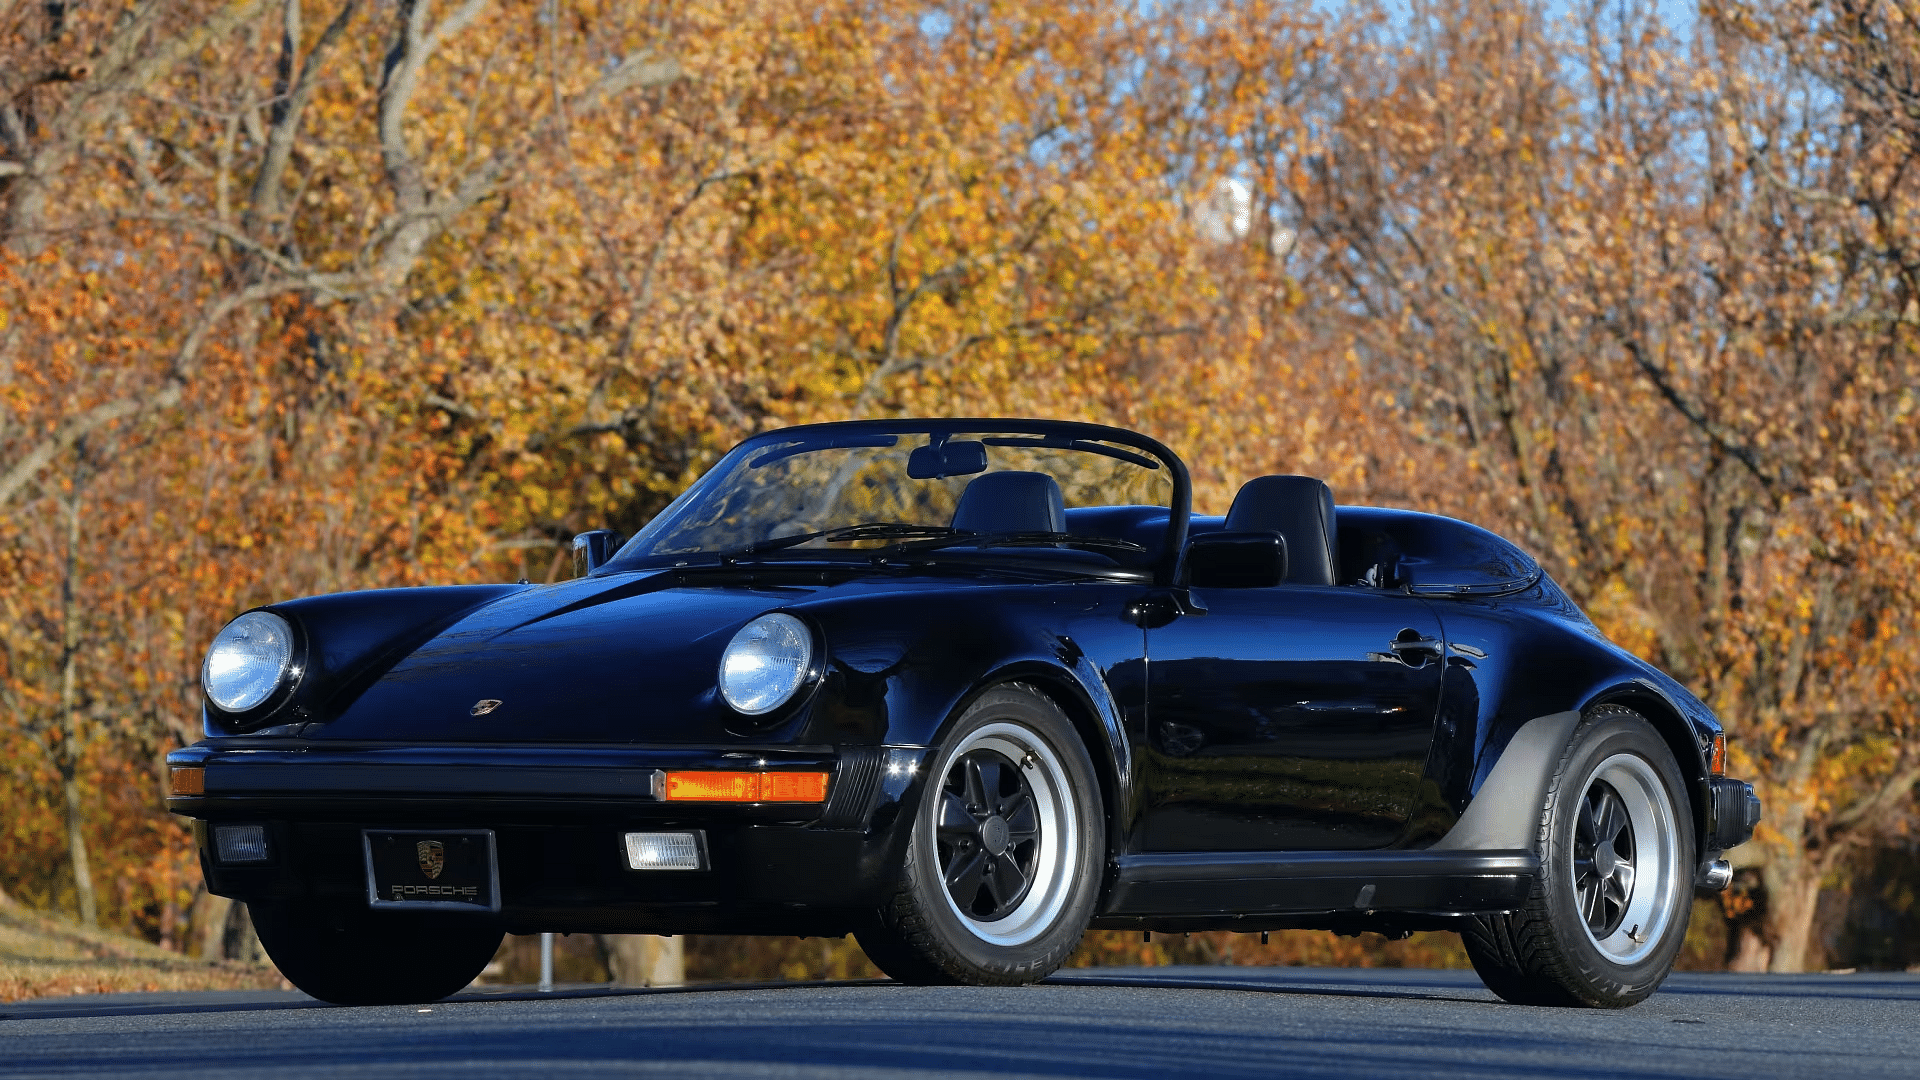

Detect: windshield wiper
[718, 522, 963, 565]
[895, 531, 1147, 555]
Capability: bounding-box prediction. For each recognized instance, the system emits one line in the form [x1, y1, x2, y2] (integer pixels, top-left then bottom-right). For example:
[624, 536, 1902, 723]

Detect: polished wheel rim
[929, 721, 1076, 946]
[1570, 753, 1680, 965]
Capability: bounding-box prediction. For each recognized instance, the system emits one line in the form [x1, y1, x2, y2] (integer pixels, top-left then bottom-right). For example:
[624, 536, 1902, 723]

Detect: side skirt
[1098, 848, 1539, 927]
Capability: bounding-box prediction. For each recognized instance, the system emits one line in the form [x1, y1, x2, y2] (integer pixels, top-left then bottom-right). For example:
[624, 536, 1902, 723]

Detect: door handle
[1388, 633, 1444, 659]
[1128, 588, 1207, 628]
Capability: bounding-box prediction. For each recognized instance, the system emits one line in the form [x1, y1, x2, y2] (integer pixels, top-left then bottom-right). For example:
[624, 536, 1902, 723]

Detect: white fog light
[214, 824, 270, 864]
[623, 831, 705, 871]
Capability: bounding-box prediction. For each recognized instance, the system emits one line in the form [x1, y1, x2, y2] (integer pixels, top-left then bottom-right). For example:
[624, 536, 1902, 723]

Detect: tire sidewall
[903, 685, 1104, 979]
[1543, 711, 1696, 1001]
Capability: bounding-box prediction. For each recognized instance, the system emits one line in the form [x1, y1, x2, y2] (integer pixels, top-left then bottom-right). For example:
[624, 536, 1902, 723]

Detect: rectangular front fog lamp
[214, 824, 270, 864]
[624, 831, 706, 871]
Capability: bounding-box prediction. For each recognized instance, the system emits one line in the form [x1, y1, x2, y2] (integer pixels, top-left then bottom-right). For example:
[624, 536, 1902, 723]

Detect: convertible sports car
[168, 418, 1760, 1008]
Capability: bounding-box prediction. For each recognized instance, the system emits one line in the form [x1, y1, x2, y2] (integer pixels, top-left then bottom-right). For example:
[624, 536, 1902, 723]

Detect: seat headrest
[1223, 475, 1337, 585]
[951, 471, 1066, 535]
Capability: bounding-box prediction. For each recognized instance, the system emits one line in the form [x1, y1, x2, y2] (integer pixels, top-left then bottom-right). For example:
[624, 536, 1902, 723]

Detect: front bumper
[167, 741, 923, 935]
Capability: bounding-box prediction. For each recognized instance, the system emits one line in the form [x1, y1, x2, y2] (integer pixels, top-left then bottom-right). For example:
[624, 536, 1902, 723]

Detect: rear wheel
[251, 899, 502, 1005]
[1464, 705, 1695, 1007]
[857, 684, 1104, 985]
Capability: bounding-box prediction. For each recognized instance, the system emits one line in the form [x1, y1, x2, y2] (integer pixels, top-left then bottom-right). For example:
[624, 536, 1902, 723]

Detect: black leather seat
[1223, 475, 1337, 585]
[951, 471, 1066, 534]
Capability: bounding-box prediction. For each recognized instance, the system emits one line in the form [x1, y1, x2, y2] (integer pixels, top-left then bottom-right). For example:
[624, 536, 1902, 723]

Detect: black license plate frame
[363, 828, 500, 912]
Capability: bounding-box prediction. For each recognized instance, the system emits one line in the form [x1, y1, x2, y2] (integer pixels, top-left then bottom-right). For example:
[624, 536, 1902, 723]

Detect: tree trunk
[56, 477, 97, 926]
[61, 773, 98, 927]
[225, 902, 265, 963]
[1726, 924, 1771, 971]
[1762, 858, 1826, 973]
[192, 886, 235, 960]
[597, 935, 685, 987]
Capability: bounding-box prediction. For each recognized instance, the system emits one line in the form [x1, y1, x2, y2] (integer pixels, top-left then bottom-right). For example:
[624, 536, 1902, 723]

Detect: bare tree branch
[5, 0, 270, 251]
[246, 0, 358, 234]
[0, 272, 354, 508]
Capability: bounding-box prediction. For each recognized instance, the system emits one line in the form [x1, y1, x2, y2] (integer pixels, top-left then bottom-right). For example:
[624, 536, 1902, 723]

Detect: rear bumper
[1704, 777, 1762, 852]
[167, 741, 921, 934]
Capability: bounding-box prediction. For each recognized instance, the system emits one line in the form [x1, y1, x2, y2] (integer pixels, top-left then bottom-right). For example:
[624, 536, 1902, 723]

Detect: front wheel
[857, 684, 1104, 985]
[1464, 705, 1695, 1008]
[251, 899, 503, 1005]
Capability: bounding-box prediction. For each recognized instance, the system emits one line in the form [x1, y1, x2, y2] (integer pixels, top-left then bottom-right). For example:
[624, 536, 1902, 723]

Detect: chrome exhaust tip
[1697, 858, 1733, 891]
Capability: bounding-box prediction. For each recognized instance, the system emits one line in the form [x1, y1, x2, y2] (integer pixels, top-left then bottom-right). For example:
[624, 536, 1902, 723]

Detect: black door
[1138, 586, 1446, 851]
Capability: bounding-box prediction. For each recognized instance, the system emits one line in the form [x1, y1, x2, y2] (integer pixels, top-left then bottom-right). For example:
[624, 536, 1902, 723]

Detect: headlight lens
[202, 611, 295, 713]
[718, 613, 813, 715]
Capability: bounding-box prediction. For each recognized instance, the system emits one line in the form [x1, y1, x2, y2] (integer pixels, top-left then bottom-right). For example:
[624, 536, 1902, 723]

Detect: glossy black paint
[171, 420, 1748, 940]
[203, 585, 527, 737]
[1140, 583, 1446, 853]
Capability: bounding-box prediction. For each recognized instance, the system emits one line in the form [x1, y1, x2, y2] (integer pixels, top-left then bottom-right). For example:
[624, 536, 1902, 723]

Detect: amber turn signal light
[169, 766, 205, 796]
[663, 771, 828, 802]
[1709, 733, 1728, 777]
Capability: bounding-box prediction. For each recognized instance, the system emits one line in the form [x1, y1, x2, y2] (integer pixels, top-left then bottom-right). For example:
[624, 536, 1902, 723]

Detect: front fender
[795, 581, 1145, 836]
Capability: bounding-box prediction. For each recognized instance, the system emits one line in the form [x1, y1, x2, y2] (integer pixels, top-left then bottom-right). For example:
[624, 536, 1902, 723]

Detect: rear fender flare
[1433, 711, 1580, 851]
[1439, 693, 1712, 855]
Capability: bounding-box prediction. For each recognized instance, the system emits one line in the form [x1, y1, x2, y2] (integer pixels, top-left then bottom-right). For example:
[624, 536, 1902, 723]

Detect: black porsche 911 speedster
[168, 418, 1759, 1008]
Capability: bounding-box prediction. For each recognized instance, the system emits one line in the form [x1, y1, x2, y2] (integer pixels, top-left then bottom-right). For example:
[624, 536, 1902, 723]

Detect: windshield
[607, 421, 1188, 578]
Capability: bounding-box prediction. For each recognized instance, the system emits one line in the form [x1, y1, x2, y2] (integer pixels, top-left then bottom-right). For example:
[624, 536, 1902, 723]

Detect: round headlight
[202, 611, 295, 713]
[718, 613, 813, 715]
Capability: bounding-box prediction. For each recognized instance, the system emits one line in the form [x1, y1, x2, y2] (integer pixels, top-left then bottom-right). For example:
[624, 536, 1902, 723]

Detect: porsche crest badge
[470, 699, 502, 716]
[417, 840, 445, 879]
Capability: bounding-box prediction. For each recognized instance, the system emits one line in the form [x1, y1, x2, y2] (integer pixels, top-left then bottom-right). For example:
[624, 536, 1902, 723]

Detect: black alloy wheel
[938, 748, 1043, 921]
[857, 683, 1104, 985]
[1574, 779, 1636, 939]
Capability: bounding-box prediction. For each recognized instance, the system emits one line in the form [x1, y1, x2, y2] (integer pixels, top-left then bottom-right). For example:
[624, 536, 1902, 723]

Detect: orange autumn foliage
[1, 0, 1914, 976]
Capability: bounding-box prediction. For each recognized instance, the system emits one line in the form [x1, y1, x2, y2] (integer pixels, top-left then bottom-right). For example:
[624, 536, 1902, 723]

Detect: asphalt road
[2, 967, 1915, 1079]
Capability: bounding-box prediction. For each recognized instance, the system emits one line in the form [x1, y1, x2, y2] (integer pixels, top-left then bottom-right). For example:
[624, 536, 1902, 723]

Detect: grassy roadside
[0, 892, 283, 1003]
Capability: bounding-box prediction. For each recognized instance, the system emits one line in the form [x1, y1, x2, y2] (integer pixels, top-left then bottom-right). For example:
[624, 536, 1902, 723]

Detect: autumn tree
[1229, 0, 1920, 969]
[4, 0, 1912, 978]
[0, 0, 1254, 946]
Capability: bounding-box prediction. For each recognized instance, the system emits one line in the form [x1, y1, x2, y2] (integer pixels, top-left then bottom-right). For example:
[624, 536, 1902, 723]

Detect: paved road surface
[2, 967, 1914, 1078]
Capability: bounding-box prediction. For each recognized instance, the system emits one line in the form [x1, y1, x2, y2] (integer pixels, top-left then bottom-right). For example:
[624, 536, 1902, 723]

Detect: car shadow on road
[8, 967, 1915, 1022]
[1044, 969, 1496, 1004]
[0, 969, 1491, 1022]
[0, 979, 892, 1021]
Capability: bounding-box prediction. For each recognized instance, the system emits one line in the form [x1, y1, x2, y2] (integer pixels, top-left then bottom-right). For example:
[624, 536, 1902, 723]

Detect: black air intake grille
[820, 746, 884, 828]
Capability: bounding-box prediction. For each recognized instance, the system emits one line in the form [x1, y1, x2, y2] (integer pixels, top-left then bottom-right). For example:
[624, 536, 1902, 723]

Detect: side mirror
[1186, 531, 1287, 589]
[571, 530, 626, 578]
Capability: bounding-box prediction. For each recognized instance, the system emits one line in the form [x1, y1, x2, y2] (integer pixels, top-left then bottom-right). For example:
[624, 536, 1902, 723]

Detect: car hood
[301, 572, 813, 743]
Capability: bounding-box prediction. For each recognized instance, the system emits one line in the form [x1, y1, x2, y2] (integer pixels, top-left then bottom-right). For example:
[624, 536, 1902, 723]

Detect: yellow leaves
[0, 0, 1914, 952]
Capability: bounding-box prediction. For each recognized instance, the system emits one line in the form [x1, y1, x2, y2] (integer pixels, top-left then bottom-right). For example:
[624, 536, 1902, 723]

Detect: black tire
[1464, 705, 1696, 1008]
[857, 683, 1104, 985]
[251, 899, 503, 1006]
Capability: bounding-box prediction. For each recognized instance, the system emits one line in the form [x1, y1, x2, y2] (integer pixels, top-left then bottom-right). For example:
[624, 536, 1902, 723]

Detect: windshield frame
[605, 418, 1193, 585]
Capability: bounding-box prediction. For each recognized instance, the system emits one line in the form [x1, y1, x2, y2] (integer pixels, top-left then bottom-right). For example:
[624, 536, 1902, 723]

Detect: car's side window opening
[1338, 523, 1406, 589]
[1334, 509, 1541, 595]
